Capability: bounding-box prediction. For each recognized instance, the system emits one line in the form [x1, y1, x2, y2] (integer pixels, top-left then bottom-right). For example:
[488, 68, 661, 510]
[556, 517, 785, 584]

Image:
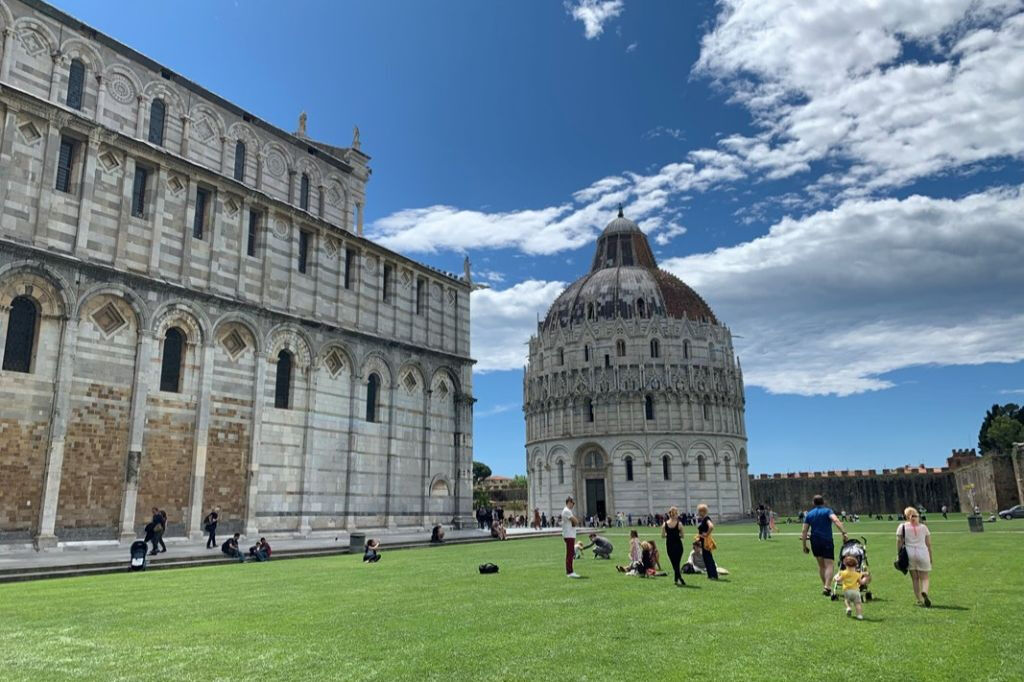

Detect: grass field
[1, 515, 1022, 681]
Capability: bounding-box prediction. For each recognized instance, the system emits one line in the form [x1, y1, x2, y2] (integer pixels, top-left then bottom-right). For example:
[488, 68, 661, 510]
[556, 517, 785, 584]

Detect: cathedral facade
[0, 0, 473, 547]
[524, 210, 749, 521]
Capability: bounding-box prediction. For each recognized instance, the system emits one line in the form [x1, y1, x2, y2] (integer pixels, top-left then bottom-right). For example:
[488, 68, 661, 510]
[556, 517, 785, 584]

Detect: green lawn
[2, 515, 1022, 681]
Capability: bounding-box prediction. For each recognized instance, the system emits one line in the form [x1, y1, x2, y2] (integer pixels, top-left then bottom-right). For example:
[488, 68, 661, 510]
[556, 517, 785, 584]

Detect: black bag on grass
[478, 563, 499, 574]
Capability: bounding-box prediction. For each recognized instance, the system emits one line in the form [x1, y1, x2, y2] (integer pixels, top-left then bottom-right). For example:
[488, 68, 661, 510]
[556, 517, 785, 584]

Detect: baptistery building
[0, 0, 473, 548]
[524, 209, 749, 521]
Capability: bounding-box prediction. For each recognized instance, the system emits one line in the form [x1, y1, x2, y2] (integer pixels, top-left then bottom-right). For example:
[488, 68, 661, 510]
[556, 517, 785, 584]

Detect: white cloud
[477, 403, 520, 418]
[1000, 389, 1024, 395]
[566, 0, 625, 40]
[643, 126, 685, 141]
[661, 185, 1024, 396]
[471, 280, 566, 371]
[654, 222, 687, 245]
[626, 41, 638, 52]
[474, 269, 506, 284]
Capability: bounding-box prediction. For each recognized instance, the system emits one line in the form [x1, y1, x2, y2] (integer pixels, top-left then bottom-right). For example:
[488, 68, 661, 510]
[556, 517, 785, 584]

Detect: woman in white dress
[897, 506, 933, 607]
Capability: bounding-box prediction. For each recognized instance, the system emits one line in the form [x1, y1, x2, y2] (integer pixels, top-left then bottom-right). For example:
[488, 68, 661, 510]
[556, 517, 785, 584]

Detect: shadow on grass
[927, 604, 970, 611]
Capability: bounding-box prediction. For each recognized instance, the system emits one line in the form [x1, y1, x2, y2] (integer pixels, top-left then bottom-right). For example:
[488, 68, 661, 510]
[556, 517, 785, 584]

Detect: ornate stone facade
[524, 210, 749, 521]
[0, 0, 474, 547]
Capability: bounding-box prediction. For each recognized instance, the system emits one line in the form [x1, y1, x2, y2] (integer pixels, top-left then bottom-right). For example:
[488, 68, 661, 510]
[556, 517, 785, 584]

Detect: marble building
[0, 0, 474, 547]
[524, 209, 749, 521]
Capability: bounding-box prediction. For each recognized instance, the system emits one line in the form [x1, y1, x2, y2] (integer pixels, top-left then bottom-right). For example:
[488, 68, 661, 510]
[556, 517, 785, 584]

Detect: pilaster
[186, 343, 215, 538]
[384, 379, 397, 528]
[342, 370, 360, 529]
[243, 352, 267, 536]
[0, 28, 14, 81]
[119, 330, 154, 542]
[298, 361, 319, 535]
[73, 131, 99, 257]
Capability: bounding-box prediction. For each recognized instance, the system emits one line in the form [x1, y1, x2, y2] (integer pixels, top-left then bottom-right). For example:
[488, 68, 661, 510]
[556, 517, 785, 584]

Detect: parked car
[998, 505, 1024, 520]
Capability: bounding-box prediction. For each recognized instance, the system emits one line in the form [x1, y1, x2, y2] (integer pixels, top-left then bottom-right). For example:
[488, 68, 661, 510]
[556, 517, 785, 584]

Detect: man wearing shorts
[801, 494, 847, 596]
[561, 496, 581, 578]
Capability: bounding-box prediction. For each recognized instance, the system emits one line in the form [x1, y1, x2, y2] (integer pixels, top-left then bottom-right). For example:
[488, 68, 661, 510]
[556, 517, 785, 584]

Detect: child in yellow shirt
[834, 555, 866, 620]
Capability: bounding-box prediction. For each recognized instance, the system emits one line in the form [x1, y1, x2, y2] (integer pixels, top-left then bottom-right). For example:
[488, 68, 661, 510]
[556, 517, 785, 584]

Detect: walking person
[147, 507, 163, 556]
[203, 507, 219, 549]
[661, 506, 687, 586]
[768, 507, 777, 538]
[756, 505, 769, 540]
[695, 503, 719, 580]
[561, 496, 581, 578]
[800, 495, 848, 597]
[155, 509, 168, 554]
[941, 504, 948, 520]
[897, 507, 933, 607]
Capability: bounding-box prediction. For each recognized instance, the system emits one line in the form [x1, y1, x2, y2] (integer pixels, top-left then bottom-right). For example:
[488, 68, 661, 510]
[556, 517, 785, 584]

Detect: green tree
[472, 461, 492, 484]
[473, 488, 490, 509]
[978, 403, 1024, 453]
[511, 474, 528, 488]
[984, 415, 1024, 454]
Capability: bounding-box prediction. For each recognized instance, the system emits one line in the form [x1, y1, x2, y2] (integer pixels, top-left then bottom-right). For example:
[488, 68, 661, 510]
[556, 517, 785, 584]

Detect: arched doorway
[575, 446, 611, 522]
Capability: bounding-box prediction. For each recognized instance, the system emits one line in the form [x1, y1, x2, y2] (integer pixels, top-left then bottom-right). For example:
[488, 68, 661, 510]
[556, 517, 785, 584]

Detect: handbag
[894, 524, 909, 574]
[702, 534, 717, 552]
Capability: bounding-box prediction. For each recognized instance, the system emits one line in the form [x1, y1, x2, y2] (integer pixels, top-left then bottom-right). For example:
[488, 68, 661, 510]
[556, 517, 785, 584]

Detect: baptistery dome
[525, 209, 750, 523]
[543, 208, 717, 330]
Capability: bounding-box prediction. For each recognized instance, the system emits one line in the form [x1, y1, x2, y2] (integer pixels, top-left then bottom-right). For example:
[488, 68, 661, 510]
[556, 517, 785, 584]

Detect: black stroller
[833, 536, 872, 601]
[129, 540, 149, 571]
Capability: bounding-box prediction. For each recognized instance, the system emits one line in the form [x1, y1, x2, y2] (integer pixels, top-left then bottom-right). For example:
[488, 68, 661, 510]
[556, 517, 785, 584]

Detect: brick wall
[136, 396, 196, 535]
[750, 472, 959, 515]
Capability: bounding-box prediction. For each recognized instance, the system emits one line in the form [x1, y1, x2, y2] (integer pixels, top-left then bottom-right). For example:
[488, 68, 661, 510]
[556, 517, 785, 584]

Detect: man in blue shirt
[801, 495, 848, 597]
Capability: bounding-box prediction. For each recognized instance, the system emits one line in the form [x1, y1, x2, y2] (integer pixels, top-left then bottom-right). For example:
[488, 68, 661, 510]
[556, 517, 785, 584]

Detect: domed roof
[542, 208, 717, 330]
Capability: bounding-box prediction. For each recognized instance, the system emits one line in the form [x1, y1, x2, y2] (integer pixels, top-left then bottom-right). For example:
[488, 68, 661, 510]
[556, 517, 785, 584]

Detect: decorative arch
[651, 441, 683, 463]
[316, 342, 354, 379]
[152, 301, 207, 346]
[294, 156, 322, 187]
[211, 311, 263, 354]
[60, 38, 104, 72]
[397, 361, 426, 395]
[428, 474, 452, 497]
[265, 324, 313, 368]
[610, 440, 648, 464]
[73, 283, 149, 330]
[260, 140, 294, 178]
[360, 350, 394, 386]
[325, 175, 348, 209]
[189, 103, 226, 138]
[102, 63, 143, 104]
[0, 1, 14, 30]
[546, 445, 570, 467]
[13, 17, 58, 55]
[430, 366, 461, 398]
[0, 261, 71, 318]
[687, 440, 718, 463]
[227, 121, 260, 147]
[141, 80, 185, 116]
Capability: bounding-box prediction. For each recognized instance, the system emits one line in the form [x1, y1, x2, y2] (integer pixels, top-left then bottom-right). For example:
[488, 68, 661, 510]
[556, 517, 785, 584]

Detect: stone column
[287, 169, 296, 205]
[218, 135, 228, 175]
[47, 52, 64, 102]
[342, 371, 361, 529]
[383, 380, 399, 528]
[0, 103, 20, 215]
[180, 175, 196, 282]
[73, 131, 100, 257]
[34, 317, 79, 549]
[357, 202, 364, 236]
[179, 115, 191, 157]
[682, 459, 690, 515]
[95, 75, 106, 121]
[243, 352, 266, 537]
[255, 151, 264, 191]
[135, 94, 148, 139]
[34, 113, 67, 246]
[112, 155, 136, 268]
[420, 388, 432, 526]
[714, 458, 723, 517]
[147, 165, 167, 275]
[119, 330, 154, 542]
[0, 28, 14, 81]
[298, 361, 319, 535]
[186, 343, 215, 538]
[644, 456, 653, 515]
[317, 184, 325, 219]
[236, 200, 249, 298]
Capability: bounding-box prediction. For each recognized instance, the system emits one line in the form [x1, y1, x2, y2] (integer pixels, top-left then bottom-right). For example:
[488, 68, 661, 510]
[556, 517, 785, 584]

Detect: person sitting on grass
[647, 540, 668, 577]
[616, 530, 642, 573]
[581, 532, 613, 559]
[248, 537, 272, 562]
[221, 533, 245, 562]
[490, 519, 507, 540]
[833, 555, 865, 620]
[430, 524, 446, 543]
[363, 539, 381, 563]
[683, 540, 731, 576]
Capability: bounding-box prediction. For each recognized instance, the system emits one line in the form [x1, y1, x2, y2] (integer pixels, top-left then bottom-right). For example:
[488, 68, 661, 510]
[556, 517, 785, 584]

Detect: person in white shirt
[562, 496, 581, 578]
[897, 506, 933, 607]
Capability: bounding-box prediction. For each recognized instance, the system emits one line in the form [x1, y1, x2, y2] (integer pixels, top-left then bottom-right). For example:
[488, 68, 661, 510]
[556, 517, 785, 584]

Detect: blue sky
[54, 0, 1024, 476]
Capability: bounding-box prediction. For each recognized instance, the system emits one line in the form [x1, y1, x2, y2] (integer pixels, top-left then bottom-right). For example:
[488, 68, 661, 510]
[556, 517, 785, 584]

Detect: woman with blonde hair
[662, 506, 686, 586]
[695, 503, 719, 580]
[898, 506, 933, 607]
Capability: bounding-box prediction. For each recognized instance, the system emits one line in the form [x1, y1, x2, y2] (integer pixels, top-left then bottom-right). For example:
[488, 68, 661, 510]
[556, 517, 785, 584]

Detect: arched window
[645, 394, 654, 421]
[625, 456, 634, 481]
[584, 398, 594, 423]
[662, 454, 671, 481]
[233, 140, 246, 182]
[637, 298, 646, 318]
[725, 457, 733, 481]
[67, 58, 85, 110]
[300, 173, 310, 210]
[365, 372, 381, 422]
[584, 451, 603, 468]
[274, 350, 293, 408]
[159, 327, 185, 393]
[586, 302, 595, 320]
[615, 339, 626, 357]
[2, 296, 39, 373]
[557, 348, 564, 365]
[650, 339, 660, 358]
[683, 340, 690, 359]
[558, 460, 564, 485]
[697, 454, 707, 481]
[708, 342, 716, 362]
[583, 345, 590, 362]
[703, 402, 712, 421]
[148, 98, 166, 145]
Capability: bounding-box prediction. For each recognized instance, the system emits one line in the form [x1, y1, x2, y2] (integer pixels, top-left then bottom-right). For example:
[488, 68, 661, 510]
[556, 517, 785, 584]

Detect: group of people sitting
[220, 533, 271, 562]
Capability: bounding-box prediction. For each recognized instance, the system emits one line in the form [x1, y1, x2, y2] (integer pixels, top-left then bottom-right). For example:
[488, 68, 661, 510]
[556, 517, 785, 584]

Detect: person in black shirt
[203, 508, 219, 549]
[221, 533, 244, 562]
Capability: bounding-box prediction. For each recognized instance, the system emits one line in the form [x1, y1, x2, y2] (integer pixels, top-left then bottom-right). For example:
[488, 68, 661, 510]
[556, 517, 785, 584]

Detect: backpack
[478, 563, 499, 574]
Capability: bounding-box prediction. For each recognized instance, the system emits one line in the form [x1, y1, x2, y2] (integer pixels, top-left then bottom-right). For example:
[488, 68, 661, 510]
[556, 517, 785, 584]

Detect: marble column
[383, 380, 398, 528]
[298, 361, 320, 535]
[186, 343, 215, 538]
[34, 317, 80, 549]
[73, 132, 99, 257]
[119, 330, 154, 542]
[420, 388, 432, 526]
[243, 352, 266, 537]
[342, 371, 361, 529]
[0, 28, 14, 81]
[179, 115, 191, 157]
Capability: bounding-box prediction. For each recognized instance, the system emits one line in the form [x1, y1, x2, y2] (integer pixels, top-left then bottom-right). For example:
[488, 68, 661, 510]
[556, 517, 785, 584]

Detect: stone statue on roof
[297, 111, 307, 137]
[353, 125, 361, 150]
[463, 256, 472, 283]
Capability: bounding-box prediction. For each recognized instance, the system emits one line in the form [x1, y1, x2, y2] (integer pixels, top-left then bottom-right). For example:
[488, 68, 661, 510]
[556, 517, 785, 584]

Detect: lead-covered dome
[543, 208, 717, 330]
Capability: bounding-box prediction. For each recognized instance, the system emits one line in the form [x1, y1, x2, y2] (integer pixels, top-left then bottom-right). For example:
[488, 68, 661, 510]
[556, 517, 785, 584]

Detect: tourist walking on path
[203, 508, 219, 549]
[801, 495, 848, 597]
[695, 503, 719, 580]
[533, 508, 541, 530]
[898, 507, 933, 607]
[561, 496, 581, 578]
[756, 505, 770, 540]
[661, 506, 686, 586]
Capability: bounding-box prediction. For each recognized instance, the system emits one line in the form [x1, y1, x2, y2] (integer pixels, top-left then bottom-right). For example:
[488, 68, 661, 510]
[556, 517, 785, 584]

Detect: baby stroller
[834, 536, 872, 601]
[129, 540, 149, 572]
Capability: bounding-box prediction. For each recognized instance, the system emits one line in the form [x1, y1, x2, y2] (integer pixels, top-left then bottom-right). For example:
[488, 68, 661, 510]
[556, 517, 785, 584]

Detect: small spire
[617, 203, 624, 218]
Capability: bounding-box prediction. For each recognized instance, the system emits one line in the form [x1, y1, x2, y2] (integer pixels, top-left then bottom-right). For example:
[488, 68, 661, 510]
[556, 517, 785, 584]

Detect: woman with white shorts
[897, 506, 933, 607]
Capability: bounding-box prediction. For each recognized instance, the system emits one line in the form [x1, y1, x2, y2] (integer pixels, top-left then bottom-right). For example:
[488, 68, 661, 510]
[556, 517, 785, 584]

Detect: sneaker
[567, 572, 581, 578]
[846, 607, 852, 617]
[856, 615, 864, 620]
[616, 565, 626, 573]
[922, 592, 931, 608]
[822, 587, 832, 597]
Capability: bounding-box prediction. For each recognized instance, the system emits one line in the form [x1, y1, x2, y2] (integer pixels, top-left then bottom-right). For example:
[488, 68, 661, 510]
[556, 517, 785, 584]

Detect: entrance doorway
[585, 478, 607, 521]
